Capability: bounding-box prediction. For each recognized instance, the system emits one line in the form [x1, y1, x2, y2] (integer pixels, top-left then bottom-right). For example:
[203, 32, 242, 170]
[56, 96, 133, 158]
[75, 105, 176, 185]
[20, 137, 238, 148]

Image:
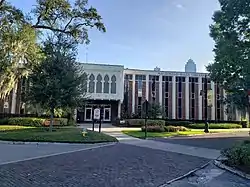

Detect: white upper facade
[80, 63, 124, 101]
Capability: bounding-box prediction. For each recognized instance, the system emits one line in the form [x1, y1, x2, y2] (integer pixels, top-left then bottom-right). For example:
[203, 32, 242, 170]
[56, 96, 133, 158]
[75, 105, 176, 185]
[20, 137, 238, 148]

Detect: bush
[222, 141, 250, 166]
[165, 121, 193, 127]
[188, 123, 241, 129]
[126, 119, 165, 127]
[8, 117, 45, 127]
[0, 118, 9, 125]
[164, 126, 189, 132]
[141, 125, 165, 132]
[44, 118, 68, 126]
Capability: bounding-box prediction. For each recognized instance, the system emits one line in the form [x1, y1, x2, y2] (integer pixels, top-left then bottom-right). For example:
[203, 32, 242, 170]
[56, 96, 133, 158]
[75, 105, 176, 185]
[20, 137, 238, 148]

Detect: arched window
[89, 74, 95, 93]
[96, 74, 102, 93]
[111, 75, 116, 94]
[82, 72, 88, 92]
[104, 75, 109, 93]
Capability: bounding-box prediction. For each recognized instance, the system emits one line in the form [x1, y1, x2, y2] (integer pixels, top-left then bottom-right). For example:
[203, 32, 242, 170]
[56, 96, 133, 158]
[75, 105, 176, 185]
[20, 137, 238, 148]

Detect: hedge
[0, 117, 69, 127]
[141, 125, 189, 133]
[187, 123, 242, 129]
[126, 119, 165, 127]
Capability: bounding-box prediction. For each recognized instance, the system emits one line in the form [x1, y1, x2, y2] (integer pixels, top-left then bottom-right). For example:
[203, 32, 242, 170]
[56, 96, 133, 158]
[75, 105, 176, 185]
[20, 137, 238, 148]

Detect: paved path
[0, 142, 114, 165]
[0, 143, 209, 187]
[153, 132, 250, 150]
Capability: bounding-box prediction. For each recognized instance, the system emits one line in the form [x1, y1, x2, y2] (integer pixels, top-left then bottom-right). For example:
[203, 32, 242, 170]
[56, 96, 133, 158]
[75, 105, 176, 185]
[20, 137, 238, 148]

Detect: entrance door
[104, 108, 111, 121]
[85, 108, 92, 121]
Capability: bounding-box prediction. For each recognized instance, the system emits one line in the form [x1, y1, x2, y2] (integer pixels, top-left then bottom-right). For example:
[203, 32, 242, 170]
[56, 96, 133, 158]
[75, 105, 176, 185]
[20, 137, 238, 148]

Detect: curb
[159, 160, 213, 187]
[214, 160, 250, 180]
[0, 140, 115, 146]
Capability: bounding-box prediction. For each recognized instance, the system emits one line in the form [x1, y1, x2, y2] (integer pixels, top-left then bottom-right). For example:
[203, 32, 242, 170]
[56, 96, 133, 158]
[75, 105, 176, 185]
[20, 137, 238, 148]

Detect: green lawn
[0, 126, 117, 143]
[122, 129, 243, 139]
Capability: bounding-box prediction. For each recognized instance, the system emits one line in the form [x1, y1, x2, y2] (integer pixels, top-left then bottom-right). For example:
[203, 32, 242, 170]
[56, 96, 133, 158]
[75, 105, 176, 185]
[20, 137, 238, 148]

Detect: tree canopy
[26, 35, 87, 130]
[207, 0, 250, 111]
[0, 0, 105, 98]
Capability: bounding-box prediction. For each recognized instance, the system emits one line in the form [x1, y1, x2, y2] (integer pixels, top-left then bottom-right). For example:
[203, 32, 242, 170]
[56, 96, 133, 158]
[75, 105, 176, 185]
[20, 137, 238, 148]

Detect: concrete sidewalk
[78, 124, 221, 160]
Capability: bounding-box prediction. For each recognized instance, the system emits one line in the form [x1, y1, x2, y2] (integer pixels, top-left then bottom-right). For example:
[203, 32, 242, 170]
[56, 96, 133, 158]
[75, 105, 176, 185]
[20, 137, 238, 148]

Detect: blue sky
[10, 0, 220, 72]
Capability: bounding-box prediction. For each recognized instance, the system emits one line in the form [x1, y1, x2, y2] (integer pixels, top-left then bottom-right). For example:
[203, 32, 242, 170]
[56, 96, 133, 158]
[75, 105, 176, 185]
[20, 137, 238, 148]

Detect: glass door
[104, 108, 111, 121]
[85, 108, 92, 121]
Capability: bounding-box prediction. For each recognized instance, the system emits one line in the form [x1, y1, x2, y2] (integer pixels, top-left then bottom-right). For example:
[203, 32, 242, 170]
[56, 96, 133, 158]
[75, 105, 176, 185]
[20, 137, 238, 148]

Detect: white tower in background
[185, 59, 197, 72]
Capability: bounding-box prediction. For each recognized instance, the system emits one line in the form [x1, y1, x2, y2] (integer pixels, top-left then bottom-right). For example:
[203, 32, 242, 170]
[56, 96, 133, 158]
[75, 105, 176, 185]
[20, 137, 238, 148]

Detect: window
[88, 74, 95, 93]
[191, 108, 195, 119]
[82, 73, 88, 92]
[135, 75, 146, 81]
[138, 97, 142, 105]
[165, 98, 168, 106]
[165, 106, 169, 117]
[178, 107, 182, 119]
[191, 99, 195, 106]
[191, 82, 195, 92]
[178, 92, 182, 98]
[178, 82, 182, 92]
[111, 75, 116, 94]
[149, 75, 159, 81]
[104, 75, 109, 93]
[165, 92, 169, 98]
[138, 80, 142, 90]
[96, 74, 102, 93]
[191, 93, 195, 99]
[125, 74, 133, 80]
[178, 98, 182, 106]
[165, 82, 169, 92]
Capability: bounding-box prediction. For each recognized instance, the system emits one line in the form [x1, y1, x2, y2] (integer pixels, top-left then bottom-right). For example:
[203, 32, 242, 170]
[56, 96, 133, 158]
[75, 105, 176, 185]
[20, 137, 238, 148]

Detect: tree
[26, 35, 87, 131]
[0, 0, 105, 98]
[148, 103, 162, 119]
[207, 0, 250, 116]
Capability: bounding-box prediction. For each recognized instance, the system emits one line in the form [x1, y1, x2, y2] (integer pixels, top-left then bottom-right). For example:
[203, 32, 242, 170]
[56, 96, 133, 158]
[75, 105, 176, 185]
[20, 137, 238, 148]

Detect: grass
[122, 129, 245, 139]
[122, 130, 206, 138]
[0, 126, 117, 143]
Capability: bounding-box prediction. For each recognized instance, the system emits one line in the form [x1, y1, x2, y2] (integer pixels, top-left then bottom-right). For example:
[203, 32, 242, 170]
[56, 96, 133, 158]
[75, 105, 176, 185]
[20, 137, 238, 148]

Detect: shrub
[126, 119, 145, 127]
[8, 117, 45, 127]
[126, 119, 165, 127]
[164, 126, 189, 132]
[44, 118, 68, 126]
[188, 123, 241, 129]
[146, 120, 165, 126]
[141, 125, 165, 132]
[165, 121, 193, 127]
[222, 141, 250, 166]
[0, 118, 9, 125]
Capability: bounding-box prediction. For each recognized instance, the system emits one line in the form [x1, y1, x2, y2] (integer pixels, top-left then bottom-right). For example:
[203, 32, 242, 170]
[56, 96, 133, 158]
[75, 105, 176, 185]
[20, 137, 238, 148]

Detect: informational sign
[4, 102, 9, 109]
[93, 108, 101, 120]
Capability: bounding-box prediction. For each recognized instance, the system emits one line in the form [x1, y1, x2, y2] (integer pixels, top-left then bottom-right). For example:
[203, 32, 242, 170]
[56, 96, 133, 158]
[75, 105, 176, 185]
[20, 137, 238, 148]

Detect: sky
[9, 0, 220, 72]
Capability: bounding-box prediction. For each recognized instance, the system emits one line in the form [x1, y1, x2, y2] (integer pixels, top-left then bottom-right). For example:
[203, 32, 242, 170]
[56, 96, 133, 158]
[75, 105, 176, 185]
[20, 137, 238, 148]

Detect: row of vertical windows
[88, 74, 116, 94]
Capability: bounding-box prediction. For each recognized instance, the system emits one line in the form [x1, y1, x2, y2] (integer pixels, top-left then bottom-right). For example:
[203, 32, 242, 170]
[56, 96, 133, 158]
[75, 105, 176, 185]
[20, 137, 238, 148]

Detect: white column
[118, 101, 121, 118]
[11, 84, 17, 114]
[211, 81, 216, 120]
[185, 77, 189, 120]
[159, 75, 163, 106]
[132, 74, 135, 113]
[172, 76, 176, 119]
[223, 89, 228, 121]
[146, 75, 149, 101]
[236, 109, 241, 121]
[198, 77, 203, 120]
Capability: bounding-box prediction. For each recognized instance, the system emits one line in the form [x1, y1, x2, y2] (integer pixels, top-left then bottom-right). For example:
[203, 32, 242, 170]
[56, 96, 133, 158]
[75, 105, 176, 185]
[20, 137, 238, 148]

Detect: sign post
[93, 108, 101, 132]
[142, 100, 149, 139]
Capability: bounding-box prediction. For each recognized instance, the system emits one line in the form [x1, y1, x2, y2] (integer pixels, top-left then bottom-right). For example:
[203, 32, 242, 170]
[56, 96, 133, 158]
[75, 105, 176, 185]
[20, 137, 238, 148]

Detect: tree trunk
[49, 107, 54, 132]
